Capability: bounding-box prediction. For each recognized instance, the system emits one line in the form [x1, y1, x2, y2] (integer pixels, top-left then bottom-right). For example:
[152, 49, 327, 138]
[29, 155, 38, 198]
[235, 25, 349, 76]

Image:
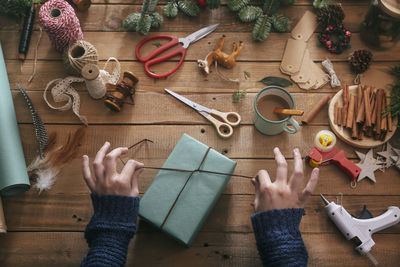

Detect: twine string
[322, 59, 341, 88]
[121, 139, 254, 179]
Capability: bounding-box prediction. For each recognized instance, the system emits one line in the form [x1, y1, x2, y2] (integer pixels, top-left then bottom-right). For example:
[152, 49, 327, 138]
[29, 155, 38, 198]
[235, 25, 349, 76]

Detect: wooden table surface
[1, 1, 400, 266]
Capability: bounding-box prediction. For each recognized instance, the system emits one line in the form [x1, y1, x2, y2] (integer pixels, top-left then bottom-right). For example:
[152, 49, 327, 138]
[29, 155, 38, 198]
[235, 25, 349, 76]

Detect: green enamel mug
[254, 86, 300, 135]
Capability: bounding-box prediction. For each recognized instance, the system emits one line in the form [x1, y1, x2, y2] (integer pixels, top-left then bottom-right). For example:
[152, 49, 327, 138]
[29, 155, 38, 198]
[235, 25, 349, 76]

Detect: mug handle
[283, 117, 300, 134]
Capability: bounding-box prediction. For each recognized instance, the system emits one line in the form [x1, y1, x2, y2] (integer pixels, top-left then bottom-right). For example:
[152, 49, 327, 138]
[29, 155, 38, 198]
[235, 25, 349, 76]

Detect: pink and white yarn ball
[39, 0, 84, 52]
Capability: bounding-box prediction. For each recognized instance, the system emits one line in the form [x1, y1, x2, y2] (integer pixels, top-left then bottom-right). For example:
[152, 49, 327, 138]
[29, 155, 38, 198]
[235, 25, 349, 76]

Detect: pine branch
[208, 0, 222, 9]
[123, 13, 141, 31]
[270, 13, 290, 32]
[124, 0, 163, 35]
[151, 12, 163, 28]
[136, 14, 153, 35]
[177, 0, 200, 17]
[228, 0, 251, 12]
[263, 0, 281, 15]
[238, 6, 263, 23]
[164, 1, 179, 18]
[253, 15, 272, 41]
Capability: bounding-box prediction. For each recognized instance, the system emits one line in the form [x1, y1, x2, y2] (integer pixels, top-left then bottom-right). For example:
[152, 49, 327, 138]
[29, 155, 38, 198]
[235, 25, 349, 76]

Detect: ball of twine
[63, 40, 98, 76]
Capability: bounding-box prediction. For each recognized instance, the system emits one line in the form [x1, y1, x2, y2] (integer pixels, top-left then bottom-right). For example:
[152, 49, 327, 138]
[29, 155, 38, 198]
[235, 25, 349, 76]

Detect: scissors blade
[164, 88, 211, 117]
[180, 24, 219, 48]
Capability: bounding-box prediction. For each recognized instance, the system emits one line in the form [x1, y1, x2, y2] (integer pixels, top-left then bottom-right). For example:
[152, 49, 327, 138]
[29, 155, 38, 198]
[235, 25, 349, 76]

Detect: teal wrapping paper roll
[0, 42, 30, 196]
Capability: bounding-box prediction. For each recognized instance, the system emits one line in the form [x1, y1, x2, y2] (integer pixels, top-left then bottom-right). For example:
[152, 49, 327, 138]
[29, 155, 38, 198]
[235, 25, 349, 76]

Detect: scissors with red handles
[135, 24, 219, 79]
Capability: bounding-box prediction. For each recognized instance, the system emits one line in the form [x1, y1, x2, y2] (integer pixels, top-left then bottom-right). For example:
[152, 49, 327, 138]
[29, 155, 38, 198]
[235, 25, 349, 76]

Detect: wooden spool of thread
[72, 0, 92, 11]
[104, 71, 139, 112]
[81, 64, 106, 99]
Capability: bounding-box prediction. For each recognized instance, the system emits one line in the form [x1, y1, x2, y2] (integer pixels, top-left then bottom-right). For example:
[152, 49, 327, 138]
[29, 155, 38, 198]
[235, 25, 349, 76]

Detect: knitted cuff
[251, 208, 304, 235]
[90, 194, 140, 224]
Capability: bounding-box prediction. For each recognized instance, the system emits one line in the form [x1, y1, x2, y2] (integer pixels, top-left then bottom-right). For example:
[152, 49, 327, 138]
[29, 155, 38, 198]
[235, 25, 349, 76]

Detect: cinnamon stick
[376, 89, 384, 135]
[342, 85, 349, 125]
[371, 93, 377, 126]
[351, 99, 358, 139]
[338, 107, 342, 126]
[356, 89, 365, 124]
[385, 91, 393, 132]
[346, 94, 356, 128]
[301, 95, 332, 125]
[363, 88, 372, 127]
[274, 108, 304, 116]
[334, 102, 338, 125]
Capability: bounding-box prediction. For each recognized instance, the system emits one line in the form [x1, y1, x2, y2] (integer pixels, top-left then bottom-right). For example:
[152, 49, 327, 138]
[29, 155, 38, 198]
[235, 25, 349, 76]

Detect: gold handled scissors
[165, 89, 241, 138]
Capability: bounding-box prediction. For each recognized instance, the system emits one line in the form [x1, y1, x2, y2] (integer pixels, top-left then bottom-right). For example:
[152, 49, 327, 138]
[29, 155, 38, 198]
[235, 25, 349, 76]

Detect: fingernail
[294, 148, 299, 153]
[274, 147, 279, 152]
[104, 141, 110, 146]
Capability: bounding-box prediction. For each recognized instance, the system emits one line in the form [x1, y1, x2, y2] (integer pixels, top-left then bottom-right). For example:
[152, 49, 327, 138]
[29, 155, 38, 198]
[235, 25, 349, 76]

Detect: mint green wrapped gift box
[139, 134, 237, 246]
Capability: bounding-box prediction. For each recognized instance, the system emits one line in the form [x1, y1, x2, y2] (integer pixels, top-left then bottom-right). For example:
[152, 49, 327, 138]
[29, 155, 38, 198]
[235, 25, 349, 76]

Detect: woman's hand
[82, 142, 144, 197]
[252, 147, 319, 212]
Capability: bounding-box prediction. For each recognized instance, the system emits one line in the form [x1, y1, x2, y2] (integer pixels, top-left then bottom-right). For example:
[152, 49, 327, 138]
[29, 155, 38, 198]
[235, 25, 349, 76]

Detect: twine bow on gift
[121, 139, 254, 229]
[322, 59, 341, 88]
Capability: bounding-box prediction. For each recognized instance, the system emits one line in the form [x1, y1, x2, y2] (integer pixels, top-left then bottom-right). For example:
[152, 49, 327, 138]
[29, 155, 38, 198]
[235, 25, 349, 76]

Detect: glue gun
[320, 194, 400, 265]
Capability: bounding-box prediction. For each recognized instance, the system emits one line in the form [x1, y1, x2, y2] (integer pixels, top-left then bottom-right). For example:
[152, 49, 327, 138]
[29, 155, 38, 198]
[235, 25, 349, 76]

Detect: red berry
[197, 0, 206, 6]
[328, 25, 333, 30]
[345, 31, 352, 37]
[326, 41, 332, 47]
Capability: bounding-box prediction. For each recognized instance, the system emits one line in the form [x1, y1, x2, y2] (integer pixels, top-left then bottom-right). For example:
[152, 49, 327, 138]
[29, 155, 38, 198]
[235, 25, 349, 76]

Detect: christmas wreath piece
[319, 25, 351, 54]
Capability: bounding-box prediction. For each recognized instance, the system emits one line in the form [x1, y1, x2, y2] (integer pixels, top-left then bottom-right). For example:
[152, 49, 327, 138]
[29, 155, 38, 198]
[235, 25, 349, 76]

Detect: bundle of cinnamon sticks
[333, 84, 393, 141]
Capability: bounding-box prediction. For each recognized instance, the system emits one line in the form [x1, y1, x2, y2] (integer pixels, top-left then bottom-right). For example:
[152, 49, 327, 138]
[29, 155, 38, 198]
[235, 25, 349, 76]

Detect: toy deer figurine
[197, 35, 244, 75]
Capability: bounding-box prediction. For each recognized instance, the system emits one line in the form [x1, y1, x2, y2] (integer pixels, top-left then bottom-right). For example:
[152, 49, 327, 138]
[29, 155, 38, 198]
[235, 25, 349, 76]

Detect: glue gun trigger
[351, 205, 374, 219]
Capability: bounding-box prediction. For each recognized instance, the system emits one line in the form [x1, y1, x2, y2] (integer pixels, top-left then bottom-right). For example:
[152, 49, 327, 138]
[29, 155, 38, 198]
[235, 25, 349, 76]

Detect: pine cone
[317, 4, 345, 28]
[348, 50, 373, 74]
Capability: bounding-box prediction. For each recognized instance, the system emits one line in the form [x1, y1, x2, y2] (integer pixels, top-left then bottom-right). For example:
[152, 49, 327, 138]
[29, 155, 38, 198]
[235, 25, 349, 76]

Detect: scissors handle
[144, 46, 186, 79]
[206, 115, 234, 139]
[136, 36, 180, 62]
[210, 109, 241, 127]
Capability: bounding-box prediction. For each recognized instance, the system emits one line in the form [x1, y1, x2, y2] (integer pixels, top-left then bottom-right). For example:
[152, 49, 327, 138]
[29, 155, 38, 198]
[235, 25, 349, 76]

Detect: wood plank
[0, 5, 368, 33]
[90, 0, 369, 5]
[4, 193, 400, 233]
[13, 91, 336, 125]
[2, 31, 399, 62]
[0, 232, 398, 267]
[7, 61, 396, 93]
[10, 152, 400, 197]
[18, 124, 371, 161]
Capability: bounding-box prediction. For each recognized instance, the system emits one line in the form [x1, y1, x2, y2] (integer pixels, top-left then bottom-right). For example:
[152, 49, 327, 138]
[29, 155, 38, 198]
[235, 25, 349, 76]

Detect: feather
[28, 127, 85, 193]
[17, 83, 48, 158]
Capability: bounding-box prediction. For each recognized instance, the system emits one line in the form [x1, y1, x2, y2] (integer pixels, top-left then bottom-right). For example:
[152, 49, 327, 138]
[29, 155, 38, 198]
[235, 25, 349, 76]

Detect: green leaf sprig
[259, 76, 292, 87]
[232, 89, 247, 103]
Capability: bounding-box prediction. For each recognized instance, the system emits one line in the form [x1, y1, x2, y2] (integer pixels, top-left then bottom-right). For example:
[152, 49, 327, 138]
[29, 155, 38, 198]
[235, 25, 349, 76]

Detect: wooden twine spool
[63, 40, 98, 76]
[104, 72, 139, 112]
[72, 0, 92, 11]
[81, 64, 106, 99]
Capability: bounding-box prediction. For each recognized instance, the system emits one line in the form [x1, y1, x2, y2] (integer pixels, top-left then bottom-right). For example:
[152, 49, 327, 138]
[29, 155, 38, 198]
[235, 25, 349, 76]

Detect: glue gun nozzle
[320, 194, 330, 205]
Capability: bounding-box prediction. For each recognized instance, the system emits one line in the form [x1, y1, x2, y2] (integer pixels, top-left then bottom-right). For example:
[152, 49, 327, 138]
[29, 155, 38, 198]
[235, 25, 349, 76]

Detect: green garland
[387, 65, 400, 124]
[0, 0, 35, 19]
[229, 0, 293, 41]
[123, 0, 163, 35]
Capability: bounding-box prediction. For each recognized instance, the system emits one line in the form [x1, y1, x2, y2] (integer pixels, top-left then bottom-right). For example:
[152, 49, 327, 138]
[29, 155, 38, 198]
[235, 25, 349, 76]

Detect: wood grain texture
[1, 1, 400, 266]
[6, 61, 397, 93]
[4, 193, 400, 233]
[2, 31, 400, 62]
[0, 232, 398, 267]
[0, 5, 368, 33]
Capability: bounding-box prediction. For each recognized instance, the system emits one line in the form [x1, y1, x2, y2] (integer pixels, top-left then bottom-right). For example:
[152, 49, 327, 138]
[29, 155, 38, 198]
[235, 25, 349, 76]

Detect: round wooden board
[328, 85, 398, 149]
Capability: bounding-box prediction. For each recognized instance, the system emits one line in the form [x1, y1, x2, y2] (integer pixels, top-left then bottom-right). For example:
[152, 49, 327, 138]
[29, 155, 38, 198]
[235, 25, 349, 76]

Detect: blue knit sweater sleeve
[251, 208, 308, 267]
[81, 194, 140, 267]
